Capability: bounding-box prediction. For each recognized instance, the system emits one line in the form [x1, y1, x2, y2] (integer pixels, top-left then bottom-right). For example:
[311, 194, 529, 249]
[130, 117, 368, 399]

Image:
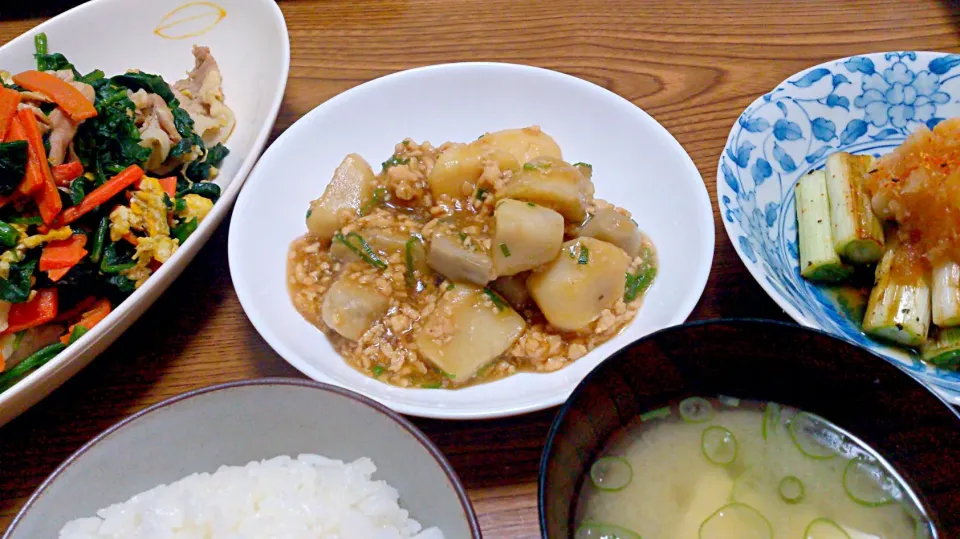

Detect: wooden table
[2, 0, 960, 536]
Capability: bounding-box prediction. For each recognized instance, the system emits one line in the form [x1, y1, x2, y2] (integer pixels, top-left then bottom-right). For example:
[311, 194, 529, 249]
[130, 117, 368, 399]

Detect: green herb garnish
[381, 155, 409, 171]
[499, 242, 511, 257]
[446, 282, 455, 290]
[578, 245, 589, 265]
[483, 288, 507, 311]
[306, 208, 312, 219]
[572, 162, 592, 170]
[624, 264, 656, 302]
[421, 381, 442, 389]
[360, 188, 388, 216]
[372, 365, 386, 377]
[333, 232, 388, 270]
[476, 188, 488, 200]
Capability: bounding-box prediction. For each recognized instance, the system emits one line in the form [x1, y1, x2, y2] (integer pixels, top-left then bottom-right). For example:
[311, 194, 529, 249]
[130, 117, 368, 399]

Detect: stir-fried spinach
[184, 143, 229, 181]
[100, 241, 137, 274]
[172, 218, 198, 244]
[0, 141, 28, 195]
[68, 176, 89, 206]
[0, 257, 38, 303]
[178, 181, 221, 201]
[74, 79, 152, 185]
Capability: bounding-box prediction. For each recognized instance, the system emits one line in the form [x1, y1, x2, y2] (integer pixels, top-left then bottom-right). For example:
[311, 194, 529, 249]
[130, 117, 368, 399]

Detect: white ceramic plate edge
[229, 62, 714, 419]
[0, 0, 291, 426]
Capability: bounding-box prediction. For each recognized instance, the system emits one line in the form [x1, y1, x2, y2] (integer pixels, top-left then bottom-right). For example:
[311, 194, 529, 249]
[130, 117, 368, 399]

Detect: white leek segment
[825, 152, 884, 264]
[932, 260, 960, 327]
[862, 247, 931, 347]
[795, 171, 853, 281]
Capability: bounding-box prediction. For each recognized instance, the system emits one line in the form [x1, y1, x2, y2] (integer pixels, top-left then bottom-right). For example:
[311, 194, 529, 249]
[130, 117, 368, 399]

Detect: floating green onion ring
[699, 502, 772, 539]
[679, 397, 714, 423]
[701, 426, 738, 466]
[842, 456, 899, 507]
[575, 521, 641, 539]
[589, 456, 633, 492]
[803, 517, 851, 539]
[788, 412, 836, 460]
[778, 475, 805, 504]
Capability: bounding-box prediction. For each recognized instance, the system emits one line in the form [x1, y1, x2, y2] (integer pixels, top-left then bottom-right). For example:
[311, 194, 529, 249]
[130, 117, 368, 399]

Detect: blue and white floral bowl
[719, 51, 960, 404]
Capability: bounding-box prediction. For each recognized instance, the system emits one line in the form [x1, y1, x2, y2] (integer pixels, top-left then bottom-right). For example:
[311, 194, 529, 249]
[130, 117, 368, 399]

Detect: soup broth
[575, 398, 932, 539]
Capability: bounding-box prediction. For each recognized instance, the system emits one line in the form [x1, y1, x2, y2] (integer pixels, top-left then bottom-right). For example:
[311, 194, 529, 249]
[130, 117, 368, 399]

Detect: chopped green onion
[843, 456, 899, 507]
[624, 263, 656, 302]
[372, 365, 386, 377]
[360, 188, 388, 216]
[421, 381, 442, 389]
[574, 522, 641, 539]
[803, 518, 851, 539]
[458, 232, 467, 242]
[381, 156, 409, 171]
[522, 163, 537, 171]
[578, 245, 589, 265]
[306, 208, 312, 219]
[446, 282, 455, 290]
[527, 202, 535, 207]
[476, 188, 488, 200]
[572, 161, 592, 169]
[701, 426, 737, 465]
[699, 503, 772, 539]
[640, 406, 672, 422]
[333, 232, 388, 270]
[679, 396, 714, 423]
[788, 412, 837, 459]
[499, 242, 511, 257]
[483, 288, 507, 311]
[589, 456, 633, 491]
[778, 476, 805, 504]
[404, 237, 419, 289]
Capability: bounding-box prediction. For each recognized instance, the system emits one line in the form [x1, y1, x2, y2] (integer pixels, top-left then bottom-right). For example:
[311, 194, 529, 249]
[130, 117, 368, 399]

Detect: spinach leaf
[0, 141, 28, 196]
[169, 107, 203, 158]
[68, 176, 88, 206]
[74, 79, 152, 185]
[105, 274, 136, 295]
[172, 218, 198, 244]
[0, 257, 37, 303]
[184, 143, 229, 181]
[178, 181, 220, 201]
[100, 241, 137, 274]
[110, 72, 175, 103]
[35, 53, 80, 76]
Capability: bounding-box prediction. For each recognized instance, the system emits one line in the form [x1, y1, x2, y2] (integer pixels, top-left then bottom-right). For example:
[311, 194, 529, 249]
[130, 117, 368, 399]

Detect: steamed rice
[58, 454, 446, 539]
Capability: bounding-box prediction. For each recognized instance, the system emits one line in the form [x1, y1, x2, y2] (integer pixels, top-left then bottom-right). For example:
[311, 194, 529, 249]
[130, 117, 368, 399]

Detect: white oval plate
[0, 0, 289, 426]
[230, 63, 714, 419]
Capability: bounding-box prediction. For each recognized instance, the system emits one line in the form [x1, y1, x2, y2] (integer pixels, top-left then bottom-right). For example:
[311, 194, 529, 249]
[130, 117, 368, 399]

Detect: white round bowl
[0, 0, 289, 426]
[229, 62, 714, 419]
[718, 52, 960, 403]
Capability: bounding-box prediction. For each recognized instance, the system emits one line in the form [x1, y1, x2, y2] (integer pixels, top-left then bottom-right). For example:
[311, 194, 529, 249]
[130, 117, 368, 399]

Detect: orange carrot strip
[3, 116, 43, 196]
[158, 177, 177, 197]
[12, 71, 97, 122]
[121, 232, 139, 246]
[54, 165, 143, 226]
[52, 161, 84, 186]
[46, 267, 71, 282]
[3, 289, 58, 335]
[0, 88, 21, 140]
[40, 234, 87, 271]
[17, 109, 61, 223]
[60, 299, 111, 344]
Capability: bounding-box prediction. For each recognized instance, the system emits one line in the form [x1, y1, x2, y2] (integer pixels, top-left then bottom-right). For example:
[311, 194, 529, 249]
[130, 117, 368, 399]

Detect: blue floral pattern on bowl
[718, 51, 960, 403]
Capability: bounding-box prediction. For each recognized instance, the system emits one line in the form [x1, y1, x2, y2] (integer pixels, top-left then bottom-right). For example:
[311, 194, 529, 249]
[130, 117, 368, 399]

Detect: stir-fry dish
[289, 127, 657, 389]
[0, 34, 233, 392]
[795, 118, 960, 369]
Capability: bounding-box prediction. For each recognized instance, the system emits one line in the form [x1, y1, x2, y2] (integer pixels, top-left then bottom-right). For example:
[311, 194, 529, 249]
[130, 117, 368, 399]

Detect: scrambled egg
[177, 194, 213, 223]
[22, 226, 73, 249]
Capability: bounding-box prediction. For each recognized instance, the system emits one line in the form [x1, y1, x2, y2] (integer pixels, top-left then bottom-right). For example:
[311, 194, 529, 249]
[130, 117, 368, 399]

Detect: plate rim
[716, 50, 960, 404]
[229, 61, 715, 419]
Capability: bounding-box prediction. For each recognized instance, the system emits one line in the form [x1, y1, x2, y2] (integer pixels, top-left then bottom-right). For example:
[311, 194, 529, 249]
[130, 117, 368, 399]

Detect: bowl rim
[228, 60, 716, 420]
[3, 377, 483, 539]
[0, 0, 292, 425]
[714, 50, 960, 402]
[537, 317, 960, 538]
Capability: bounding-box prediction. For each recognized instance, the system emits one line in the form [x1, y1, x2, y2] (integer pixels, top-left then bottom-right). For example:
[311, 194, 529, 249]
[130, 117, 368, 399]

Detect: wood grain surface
[2, 0, 960, 537]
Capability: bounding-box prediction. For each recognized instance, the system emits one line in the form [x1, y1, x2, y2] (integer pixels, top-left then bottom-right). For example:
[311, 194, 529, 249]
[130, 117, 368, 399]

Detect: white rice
[58, 454, 446, 539]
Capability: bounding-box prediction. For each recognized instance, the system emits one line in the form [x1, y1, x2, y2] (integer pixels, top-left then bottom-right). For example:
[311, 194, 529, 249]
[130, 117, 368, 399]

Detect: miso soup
[575, 397, 932, 538]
